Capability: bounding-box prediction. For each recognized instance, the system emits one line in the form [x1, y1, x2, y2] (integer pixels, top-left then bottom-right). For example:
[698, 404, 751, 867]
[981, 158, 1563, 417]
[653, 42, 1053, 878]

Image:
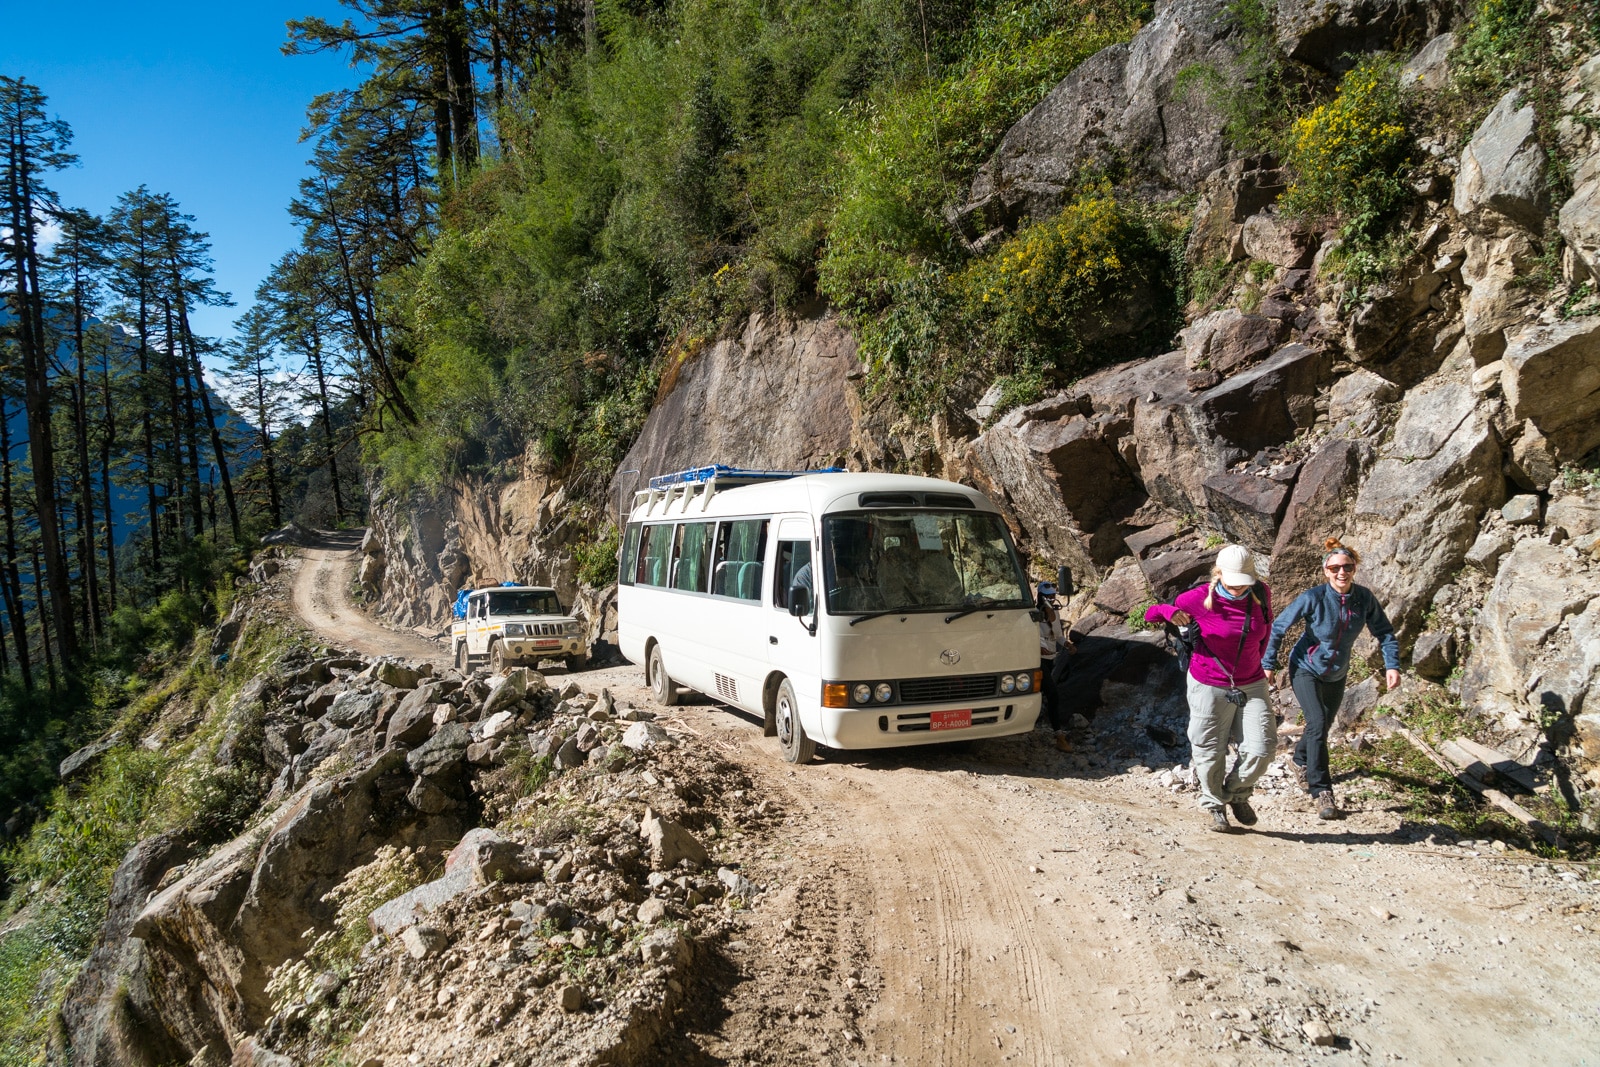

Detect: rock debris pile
[67, 649, 783, 1067]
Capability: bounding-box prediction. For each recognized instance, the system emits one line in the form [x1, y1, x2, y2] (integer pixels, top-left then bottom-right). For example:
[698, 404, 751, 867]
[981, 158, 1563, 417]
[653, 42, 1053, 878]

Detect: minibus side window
[672, 522, 714, 592]
[711, 519, 767, 600]
[639, 524, 673, 587]
[774, 541, 812, 609]
[619, 523, 642, 587]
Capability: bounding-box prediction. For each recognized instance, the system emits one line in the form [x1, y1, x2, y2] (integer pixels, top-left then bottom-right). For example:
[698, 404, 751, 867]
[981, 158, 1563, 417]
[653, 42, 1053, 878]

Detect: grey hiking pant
[1185, 676, 1276, 812]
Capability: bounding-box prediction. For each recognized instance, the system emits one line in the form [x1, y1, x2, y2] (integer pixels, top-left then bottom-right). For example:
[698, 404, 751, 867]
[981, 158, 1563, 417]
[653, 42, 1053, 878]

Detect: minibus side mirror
[789, 586, 811, 617]
[1057, 565, 1074, 598]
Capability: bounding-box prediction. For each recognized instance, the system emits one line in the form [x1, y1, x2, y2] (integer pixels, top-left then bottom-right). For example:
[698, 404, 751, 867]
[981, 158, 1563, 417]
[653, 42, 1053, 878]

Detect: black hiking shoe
[1230, 800, 1258, 827]
[1316, 793, 1340, 820]
[1209, 808, 1232, 833]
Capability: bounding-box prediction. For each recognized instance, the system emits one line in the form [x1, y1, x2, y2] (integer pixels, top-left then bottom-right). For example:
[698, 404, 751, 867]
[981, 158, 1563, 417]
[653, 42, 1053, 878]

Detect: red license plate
[534, 639, 561, 648]
[930, 709, 971, 731]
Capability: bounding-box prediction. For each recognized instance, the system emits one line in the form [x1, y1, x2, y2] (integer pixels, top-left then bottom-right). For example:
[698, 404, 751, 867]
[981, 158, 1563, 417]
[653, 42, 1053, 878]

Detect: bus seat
[712, 560, 736, 596]
[737, 561, 763, 600]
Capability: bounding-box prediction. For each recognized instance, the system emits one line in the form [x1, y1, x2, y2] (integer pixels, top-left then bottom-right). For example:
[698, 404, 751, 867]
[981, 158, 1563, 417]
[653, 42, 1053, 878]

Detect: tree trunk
[8, 117, 77, 665]
[72, 284, 103, 637]
[0, 395, 33, 689]
[176, 296, 240, 542]
[307, 320, 344, 523]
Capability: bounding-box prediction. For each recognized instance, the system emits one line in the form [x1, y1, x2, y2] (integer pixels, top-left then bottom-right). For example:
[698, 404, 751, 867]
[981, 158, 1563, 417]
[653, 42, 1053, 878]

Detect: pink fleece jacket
[1143, 583, 1272, 688]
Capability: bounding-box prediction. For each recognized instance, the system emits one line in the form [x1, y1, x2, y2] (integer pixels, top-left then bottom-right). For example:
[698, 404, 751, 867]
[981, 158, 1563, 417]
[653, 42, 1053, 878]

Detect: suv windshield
[820, 511, 1031, 615]
[486, 590, 563, 616]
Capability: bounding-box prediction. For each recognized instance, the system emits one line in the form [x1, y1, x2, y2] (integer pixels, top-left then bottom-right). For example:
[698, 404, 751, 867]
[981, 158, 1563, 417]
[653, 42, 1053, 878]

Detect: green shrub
[963, 183, 1160, 348]
[572, 525, 621, 589]
[1175, 0, 1299, 154]
[1453, 0, 1539, 91]
[1282, 56, 1414, 286]
[145, 589, 206, 653]
[1283, 57, 1412, 234]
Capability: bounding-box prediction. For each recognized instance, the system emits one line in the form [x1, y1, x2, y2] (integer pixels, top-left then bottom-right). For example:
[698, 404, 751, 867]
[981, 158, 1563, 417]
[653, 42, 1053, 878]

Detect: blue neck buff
[1216, 583, 1247, 601]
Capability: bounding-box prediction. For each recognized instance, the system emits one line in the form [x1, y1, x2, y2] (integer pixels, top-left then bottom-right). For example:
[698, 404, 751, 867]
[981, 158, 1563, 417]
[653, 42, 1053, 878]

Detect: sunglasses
[1325, 563, 1356, 573]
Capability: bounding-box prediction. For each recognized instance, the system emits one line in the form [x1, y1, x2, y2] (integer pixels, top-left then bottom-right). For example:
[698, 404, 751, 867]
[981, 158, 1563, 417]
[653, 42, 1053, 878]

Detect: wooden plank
[1438, 740, 1495, 785]
[1373, 717, 1561, 847]
[1452, 737, 1537, 792]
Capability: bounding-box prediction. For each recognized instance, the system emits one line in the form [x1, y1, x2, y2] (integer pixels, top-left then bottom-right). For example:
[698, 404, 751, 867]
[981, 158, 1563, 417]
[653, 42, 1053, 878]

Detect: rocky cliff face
[365, 0, 1600, 799]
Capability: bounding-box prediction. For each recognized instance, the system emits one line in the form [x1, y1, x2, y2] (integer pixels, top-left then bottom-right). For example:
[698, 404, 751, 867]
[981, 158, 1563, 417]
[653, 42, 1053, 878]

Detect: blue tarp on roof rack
[648, 464, 844, 490]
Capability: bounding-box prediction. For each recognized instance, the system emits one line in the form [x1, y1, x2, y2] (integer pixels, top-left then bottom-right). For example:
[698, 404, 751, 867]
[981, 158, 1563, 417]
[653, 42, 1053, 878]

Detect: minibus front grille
[897, 674, 998, 704]
[890, 706, 1002, 732]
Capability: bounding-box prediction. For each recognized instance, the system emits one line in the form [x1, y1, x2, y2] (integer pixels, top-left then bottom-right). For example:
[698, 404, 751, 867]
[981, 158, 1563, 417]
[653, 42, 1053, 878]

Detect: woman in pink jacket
[1143, 545, 1274, 833]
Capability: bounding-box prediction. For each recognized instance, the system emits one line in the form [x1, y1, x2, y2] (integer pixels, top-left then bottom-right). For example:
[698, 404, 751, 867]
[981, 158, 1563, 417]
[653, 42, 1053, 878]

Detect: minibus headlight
[852, 683, 873, 705]
[1016, 671, 1033, 692]
[874, 683, 894, 703]
[1000, 674, 1016, 694]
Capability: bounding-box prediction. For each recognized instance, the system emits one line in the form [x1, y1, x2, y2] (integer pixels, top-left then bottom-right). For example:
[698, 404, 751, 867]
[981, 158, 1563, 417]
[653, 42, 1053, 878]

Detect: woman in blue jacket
[1262, 539, 1401, 820]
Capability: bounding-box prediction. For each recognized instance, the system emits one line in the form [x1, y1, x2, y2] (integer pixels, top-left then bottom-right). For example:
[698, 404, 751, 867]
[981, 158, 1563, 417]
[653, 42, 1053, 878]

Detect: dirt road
[290, 529, 448, 665]
[290, 539, 1600, 1064]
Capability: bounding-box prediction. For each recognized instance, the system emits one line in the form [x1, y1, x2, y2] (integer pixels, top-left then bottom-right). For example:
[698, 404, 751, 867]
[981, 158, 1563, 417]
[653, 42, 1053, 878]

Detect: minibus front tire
[648, 644, 679, 706]
[775, 679, 815, 764]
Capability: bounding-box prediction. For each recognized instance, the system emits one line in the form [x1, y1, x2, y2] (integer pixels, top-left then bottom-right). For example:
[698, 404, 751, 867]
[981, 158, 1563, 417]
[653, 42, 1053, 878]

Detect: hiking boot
[1054, 731, 1074, 753]
[1209, 808, 1231, 833]
[1229, 799, 1258, 827]
[1316, 793, 1340, 820]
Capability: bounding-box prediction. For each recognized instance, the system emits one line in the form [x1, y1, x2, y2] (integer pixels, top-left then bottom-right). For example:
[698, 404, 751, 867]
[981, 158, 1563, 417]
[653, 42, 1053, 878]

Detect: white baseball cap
[1217, 544, 1259, 586]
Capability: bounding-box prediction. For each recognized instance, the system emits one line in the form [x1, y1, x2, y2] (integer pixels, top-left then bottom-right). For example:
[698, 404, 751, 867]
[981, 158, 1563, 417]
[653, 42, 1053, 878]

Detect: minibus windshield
[820, 511, 1031, 615]
[487, 590, 563, 616]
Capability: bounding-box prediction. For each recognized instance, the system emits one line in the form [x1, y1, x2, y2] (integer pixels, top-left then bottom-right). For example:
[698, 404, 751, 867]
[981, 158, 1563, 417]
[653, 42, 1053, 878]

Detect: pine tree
[225, 308, 286, 528]
[0, 75, 78, 667]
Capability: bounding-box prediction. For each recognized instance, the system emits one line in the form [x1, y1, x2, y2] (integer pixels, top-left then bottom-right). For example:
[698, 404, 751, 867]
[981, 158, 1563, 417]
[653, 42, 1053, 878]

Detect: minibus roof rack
[634, 464, 845, 517]
[646, 464, 842, 491]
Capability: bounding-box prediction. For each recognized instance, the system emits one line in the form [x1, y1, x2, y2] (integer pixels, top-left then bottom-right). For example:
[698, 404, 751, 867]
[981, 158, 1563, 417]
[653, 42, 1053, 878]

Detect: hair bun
[1323, 536, 1343, 552]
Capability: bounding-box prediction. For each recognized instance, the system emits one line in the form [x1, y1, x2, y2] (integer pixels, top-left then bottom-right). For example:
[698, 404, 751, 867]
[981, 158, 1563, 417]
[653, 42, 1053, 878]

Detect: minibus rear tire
[648, 644, 679, 706]
[775, 678, 815, 764]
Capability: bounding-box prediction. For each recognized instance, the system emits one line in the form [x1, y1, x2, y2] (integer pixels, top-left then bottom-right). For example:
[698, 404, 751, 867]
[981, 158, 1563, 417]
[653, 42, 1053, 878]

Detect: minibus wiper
[847, 610, 907, 626]
[943, 597, 1008, 623]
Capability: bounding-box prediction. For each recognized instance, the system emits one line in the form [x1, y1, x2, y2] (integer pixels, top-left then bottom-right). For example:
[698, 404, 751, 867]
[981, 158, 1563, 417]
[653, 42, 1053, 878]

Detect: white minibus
[616, 467, 1042, 762]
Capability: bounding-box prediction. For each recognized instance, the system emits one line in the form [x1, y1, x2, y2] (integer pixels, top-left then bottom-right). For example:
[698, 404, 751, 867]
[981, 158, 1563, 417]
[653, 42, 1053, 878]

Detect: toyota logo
[939, 649, 961, 666]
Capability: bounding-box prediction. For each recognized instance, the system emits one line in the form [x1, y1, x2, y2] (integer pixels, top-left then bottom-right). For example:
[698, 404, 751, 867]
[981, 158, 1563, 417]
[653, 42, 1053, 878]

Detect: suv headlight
[503, 623, 525, 636]
[564, 621, 582, 634]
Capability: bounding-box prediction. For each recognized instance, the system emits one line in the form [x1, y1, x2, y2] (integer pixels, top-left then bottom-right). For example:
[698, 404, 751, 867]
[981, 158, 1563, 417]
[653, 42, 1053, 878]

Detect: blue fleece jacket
[1262, 583, 1401, 683]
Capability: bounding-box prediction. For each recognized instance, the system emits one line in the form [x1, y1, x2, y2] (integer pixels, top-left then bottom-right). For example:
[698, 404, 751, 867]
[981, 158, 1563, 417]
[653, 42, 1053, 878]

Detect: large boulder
[1499, 316, 1600, 462]
[1559, 149, 1600, 283]
[128, 750, 466, 1058]
[953, 0, 1237, 235]
[1351, 375, 1505, 637]
[607, 307, 857, 518]
[1134, 344, 1331, 513]
[1187, 160, 1289, 265]
[1454, 89, 1546, 229]
[1271, 438, 1375, 599]
[1461, 539, 1600, 731]
[62, 832, 197, 1067]
[1202, 471, 1291, 554]
[1276, 0, 1454, 74]
[1460, 232, 1537, 365]
[971, 396, 1146, 578]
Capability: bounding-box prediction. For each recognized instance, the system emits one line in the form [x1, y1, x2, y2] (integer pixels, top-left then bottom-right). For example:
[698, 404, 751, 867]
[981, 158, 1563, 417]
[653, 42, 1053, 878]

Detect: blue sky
[0, 1, 359, 350]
